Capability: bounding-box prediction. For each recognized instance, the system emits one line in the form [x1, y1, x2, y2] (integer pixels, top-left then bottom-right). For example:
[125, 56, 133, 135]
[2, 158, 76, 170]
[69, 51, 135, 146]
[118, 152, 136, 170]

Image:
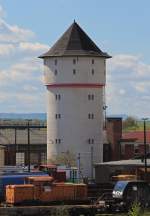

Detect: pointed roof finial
[74, 19, 76, 23]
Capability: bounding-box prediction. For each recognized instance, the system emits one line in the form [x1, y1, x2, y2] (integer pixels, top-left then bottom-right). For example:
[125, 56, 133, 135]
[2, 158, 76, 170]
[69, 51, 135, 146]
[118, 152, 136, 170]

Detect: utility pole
[91, 145, 94, 180]
[103, 105, 108, 129]
[14, 127, 17, 165]
[77, 153, 81, 182]
[142, 118, 148, 181]
[27, 120, 31, 172]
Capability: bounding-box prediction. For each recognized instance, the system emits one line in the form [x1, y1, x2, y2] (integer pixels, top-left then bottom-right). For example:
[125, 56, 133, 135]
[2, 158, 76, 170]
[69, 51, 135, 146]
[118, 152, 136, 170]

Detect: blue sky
[0, 0, 150, 117]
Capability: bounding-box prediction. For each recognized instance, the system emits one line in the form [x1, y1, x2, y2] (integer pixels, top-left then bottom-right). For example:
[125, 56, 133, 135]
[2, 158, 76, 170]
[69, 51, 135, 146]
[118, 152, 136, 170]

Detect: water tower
[39, 22, 111, 177]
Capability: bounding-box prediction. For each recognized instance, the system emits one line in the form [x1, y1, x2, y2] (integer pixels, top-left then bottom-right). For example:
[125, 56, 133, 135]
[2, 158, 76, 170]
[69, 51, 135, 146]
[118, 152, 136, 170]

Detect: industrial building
[0, 121, 47, 166]
[94, 159, 150, 184]
[39, 21, 111, 178]
[0, 145, 5, 166]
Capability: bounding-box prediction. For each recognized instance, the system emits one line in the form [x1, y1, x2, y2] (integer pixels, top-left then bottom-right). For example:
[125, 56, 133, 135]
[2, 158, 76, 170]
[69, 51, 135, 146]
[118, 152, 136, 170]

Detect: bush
[128, 202, 143, 216]
[50, 207, 69, 216]
[123, 116, 138, 130]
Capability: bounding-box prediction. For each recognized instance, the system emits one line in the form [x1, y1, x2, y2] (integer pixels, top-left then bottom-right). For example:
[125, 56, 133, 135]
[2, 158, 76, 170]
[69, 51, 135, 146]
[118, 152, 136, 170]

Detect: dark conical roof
[39, 22, 111, 58]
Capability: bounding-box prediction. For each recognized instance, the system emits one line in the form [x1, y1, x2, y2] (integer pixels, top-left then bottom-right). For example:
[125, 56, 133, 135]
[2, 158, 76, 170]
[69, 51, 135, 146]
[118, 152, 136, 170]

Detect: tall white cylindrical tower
[39, 22, 111, 177]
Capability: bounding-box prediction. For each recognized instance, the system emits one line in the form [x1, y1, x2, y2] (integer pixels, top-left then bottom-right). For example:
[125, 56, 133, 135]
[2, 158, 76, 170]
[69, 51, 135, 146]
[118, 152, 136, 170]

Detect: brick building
[103, 117, 122, 161]
[104, 118, 149, 161]
[121, 131, 150, 159]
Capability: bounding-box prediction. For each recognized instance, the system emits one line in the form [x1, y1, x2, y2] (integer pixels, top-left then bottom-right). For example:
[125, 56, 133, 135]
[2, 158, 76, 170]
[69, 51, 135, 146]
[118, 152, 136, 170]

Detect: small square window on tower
[54, 69, 58, 75]
[91, 69, 94, 75]
[88, 94, 94, 100]
[88, 138, 94, 144]
[88, 113, 94, 119]
[73, 69, 76, 75]
[56, 94, 61, 100]
[55, 139, 61, 144]
[92, 59, 94, 64]
[91, 94, 94, 100]
[73, 59, 76, 64]
[55, 114, 61, 119]
[54, 59, 57, 65]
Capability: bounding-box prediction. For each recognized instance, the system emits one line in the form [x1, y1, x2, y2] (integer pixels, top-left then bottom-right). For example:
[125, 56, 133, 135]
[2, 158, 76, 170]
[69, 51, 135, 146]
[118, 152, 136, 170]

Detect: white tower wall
[44, 57, 106, 177]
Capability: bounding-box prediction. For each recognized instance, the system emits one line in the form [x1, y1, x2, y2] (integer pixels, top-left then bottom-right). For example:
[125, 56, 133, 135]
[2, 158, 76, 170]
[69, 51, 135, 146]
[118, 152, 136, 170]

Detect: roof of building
[0, 128, 46, 145]
[95, 159, 150, 167]
[39, 21, 111, 58]
[122, 131, 150, 143]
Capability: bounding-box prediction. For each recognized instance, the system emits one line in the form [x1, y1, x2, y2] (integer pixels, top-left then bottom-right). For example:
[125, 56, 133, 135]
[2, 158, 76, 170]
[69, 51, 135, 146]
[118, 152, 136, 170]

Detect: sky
[0, 0, 150, 118]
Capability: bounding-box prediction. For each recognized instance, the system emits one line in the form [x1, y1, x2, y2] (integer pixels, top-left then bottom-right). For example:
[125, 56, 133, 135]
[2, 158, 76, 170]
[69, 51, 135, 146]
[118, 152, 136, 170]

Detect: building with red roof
[121, 131, 150, 159]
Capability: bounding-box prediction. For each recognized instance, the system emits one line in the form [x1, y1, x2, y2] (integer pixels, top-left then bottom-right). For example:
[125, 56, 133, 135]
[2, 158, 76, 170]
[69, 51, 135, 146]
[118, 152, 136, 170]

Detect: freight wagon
[0, 172, 48, 201]
[5, 178, 88, 205]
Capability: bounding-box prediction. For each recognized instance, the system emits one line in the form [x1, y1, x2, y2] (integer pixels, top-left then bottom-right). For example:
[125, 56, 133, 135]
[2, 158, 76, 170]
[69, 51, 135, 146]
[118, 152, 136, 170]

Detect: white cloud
[106, 54, 150, 117]
[119, 89, 126, 95]
[0, 4, 48, 112]
[19, 42, 49, 53]
[0, 58, 42, 83]
[134, 81, 150, 93]
[0, 44, 15, 56]
[108, 54, 140, 72]
[0, 19, 34, 43]
[23, 85, 38, 92]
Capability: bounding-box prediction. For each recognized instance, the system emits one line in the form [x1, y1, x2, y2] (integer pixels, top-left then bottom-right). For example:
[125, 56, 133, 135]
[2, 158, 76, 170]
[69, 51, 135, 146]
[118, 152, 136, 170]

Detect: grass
[123, 120, 150, 132]
[96, 213, 150, 216]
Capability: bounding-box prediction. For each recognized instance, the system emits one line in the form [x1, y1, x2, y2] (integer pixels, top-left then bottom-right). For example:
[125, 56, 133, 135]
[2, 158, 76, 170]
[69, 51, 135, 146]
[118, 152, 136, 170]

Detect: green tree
[128, 202, 143, 216]
[123, 116, 138, 130]
[48, 150, 76, 167]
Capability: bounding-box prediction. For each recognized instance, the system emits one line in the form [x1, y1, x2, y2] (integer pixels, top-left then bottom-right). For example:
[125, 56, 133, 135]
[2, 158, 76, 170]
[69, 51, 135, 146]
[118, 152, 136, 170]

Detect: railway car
[112, 180, 150, 210]
[0, 172, 48, 201]
[5, 182, 88, 205]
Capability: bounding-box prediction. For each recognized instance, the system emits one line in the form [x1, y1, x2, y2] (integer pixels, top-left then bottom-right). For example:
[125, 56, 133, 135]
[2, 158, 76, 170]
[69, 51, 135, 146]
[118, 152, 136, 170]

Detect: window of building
[55, 139, 61, 144]
[73, 59, 76, 64]
[92, 59, 94, 64]
[56, 94, 61, 100]
[41, 152, 46, 164]
[88, 139, 94, 144]
[135, 149, 139, 154]
[55, 114, 61, 119]
[88, 113, 94, 119]
[16, 152, 25, 166]
[30, 153, 39, 164]
[54, 69, 58, 75]
[70, 170, 77, 180]
[91, 95, 94, 100]
[91, 69, 95, 75]
[54, 59, 57, 65]
[88, 94, 94, 100]
[73, 69, 76, 75]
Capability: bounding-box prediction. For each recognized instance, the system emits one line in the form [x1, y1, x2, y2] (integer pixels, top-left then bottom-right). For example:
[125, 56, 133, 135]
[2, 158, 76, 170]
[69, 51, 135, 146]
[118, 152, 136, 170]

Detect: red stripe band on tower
[46, 83, 105, 88]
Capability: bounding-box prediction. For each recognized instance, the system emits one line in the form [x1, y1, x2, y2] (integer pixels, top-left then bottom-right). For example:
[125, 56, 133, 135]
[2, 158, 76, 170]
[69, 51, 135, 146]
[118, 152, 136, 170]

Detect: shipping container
[74, 183, 87, 200]
[25, 176, 54, 186]
[111, 175, 137, 181]
[0, 172, 48, 201]
[37, 183, 75, 202]
[6, 184, 34, 204]
[5, 182, 88, 204]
